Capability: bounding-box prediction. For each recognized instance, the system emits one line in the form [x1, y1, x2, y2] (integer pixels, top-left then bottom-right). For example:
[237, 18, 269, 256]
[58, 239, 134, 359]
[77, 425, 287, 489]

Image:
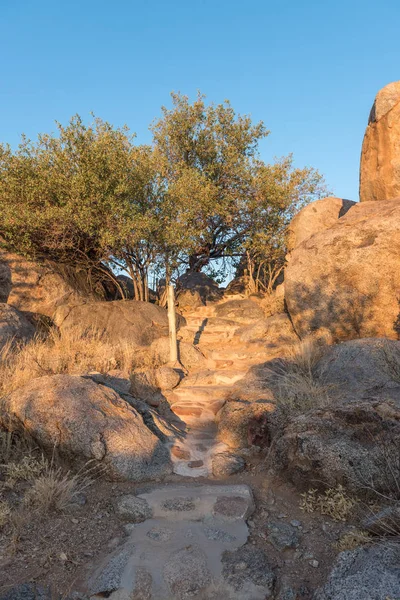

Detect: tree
[151, 92, 268, 271]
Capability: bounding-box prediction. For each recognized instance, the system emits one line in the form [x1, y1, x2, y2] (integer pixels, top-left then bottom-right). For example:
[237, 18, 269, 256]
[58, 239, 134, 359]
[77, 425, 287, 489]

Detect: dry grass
[335, 529, 371, 551]
[269, 339, 332, 415]
[0, 326, 142, 396]
[300, 485, 357, 522]
[23, 462, 94, 513]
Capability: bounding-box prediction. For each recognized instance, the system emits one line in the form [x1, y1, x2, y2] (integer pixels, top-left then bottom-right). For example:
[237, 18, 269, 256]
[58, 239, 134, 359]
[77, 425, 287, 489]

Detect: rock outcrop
[285, 198, 400, 340]
[0, 250, 107, 320]
[0, 375, 172, 481]
[0, 304, 36, 349]
[176, 271, 223, 310]
[287, 196, 355, 252]
[57, 300, 185, 346]
[314, 544, 400, 600]
[360, 81, 400, 203]
[270, 339, 400, 493]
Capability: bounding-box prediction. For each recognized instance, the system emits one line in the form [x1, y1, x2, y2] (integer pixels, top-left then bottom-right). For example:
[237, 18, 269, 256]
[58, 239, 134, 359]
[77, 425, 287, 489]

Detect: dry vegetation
[268, 339, 333, 415]
[0, 430, 97, 552]
[300, 485, 357, 522]
[0, 326, 158, 397]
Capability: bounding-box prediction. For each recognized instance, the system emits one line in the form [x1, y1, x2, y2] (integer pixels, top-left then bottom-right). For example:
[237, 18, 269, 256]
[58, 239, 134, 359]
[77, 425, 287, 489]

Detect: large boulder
[176, 271, 223, 310]
[287, 197, 356, 252]
[0, 250, 109, 320]
[0, 304, 36, 349]
[216, 400, 275, 448]
[56, 300, 185, 346]
[316, 338, 400, 404]
[360, 81, 400, 203]
[314, 544, 400, 600]
[0, 375, 172, 481]
[285, 198, 400, 340]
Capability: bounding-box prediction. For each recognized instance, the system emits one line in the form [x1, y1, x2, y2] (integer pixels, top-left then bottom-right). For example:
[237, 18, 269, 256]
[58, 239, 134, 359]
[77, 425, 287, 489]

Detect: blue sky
[1, 0, 399, 201]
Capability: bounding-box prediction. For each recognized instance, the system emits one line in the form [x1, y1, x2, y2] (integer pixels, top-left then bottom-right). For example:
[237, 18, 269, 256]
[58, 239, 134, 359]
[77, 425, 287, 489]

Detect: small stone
[278, 513, 287, 519]
[71, 518, 79, 524]
[60, 553, 68, 562]
[309, 559, 319, 568]
[188, 460, 204, 468]
[303, 551, 314, 560]
[266, 522, 300, 552]
[290, 520, 302, 528]
[222, 546, 275, 593]
[212, 452, 245, 478]
[115, 495, 152, 523]
[171, 446, 191, 460]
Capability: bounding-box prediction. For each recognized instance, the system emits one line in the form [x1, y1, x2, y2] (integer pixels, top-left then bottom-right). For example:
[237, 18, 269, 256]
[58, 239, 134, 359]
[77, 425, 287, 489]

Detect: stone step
[168, 385, 232, 404]
[86, 485, 260, 600]
[180, 369, 246, 387]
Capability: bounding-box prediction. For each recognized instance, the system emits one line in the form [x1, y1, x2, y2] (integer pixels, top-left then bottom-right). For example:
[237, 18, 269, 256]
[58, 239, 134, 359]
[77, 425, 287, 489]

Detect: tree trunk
[167, 284, 178, 363]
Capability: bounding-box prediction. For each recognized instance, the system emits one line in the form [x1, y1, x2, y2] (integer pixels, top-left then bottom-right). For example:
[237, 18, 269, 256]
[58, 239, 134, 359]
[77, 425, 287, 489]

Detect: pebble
[71, 518, 79, 524]
[309, 559, 319, 568]
[290, 520, 302, 528]
[60, 553, 68, 562]
[278, 513, 287, 519]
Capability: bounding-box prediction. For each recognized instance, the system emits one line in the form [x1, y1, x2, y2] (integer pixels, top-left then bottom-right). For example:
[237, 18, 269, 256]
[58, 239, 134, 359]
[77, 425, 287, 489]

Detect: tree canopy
[0, 94, 328, 300]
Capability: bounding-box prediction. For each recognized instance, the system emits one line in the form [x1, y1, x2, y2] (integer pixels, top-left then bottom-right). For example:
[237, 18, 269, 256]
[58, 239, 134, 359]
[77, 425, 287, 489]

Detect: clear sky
[1, 0, 399, 201]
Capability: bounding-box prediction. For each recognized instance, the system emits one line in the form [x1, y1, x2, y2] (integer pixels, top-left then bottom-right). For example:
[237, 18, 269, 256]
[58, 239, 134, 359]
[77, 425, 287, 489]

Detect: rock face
[360, 81, 400, 203]
[57, 300, 184, 346]
[314, 544, 400, 600]
[176, 271, 223, 310]
[0, 375, 171, 481]
[0, 250, 104, 319]
[0, 304, 36, 349]
[150, 337, 207, 370]
[285, 198, 400, 340]
[235, 313, 298, 350]
[287, 196, 355, 252]
[271, 340, 400, 494]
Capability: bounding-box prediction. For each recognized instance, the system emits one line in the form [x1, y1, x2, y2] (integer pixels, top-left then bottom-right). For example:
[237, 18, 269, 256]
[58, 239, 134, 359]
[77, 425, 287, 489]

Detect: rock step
[179, 369, 246, 387]
[87, 484, 259, 599]
[168, 385, 232, 403]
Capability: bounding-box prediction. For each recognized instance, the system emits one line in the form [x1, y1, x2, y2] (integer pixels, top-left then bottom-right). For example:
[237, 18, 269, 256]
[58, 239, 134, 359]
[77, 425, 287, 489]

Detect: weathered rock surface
[235, 313, 298, 350]
[360, 81, 400, 203]
[0, 249, 103, 319]
[0, 303, 36, 349]
[87, 484, 259, 600]
[222, 546, 276, 597]
[57, 300, 184, 346]
[287, 196, 355, 252]
[215, 299, 264, 322]
[314, 544, 400, 599]
[176, 271, 223, 310]
[150, 337, 207, 370]
[115, 495, 153, 523]
[285, 198, 400, 340]
[316, 338, 400, 403]
[0, 375, 171, 481]
[212, 452, 245, 477]
[216, 400, 275, 449]
[270, 395, 400, 494]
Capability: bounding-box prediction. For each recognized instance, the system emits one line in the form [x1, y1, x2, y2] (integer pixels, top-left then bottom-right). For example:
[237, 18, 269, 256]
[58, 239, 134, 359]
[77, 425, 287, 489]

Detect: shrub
[300, 485, 357, 522]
